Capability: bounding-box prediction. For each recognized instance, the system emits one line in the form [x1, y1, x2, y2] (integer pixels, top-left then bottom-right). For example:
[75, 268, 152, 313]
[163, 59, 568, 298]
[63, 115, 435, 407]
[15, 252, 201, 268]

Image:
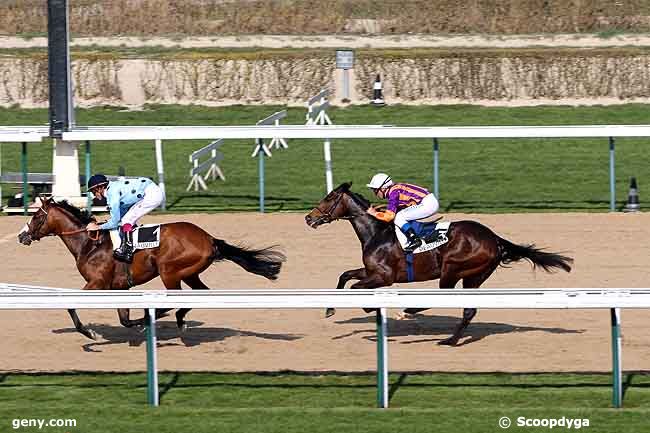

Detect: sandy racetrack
[1, 212, 649, 373]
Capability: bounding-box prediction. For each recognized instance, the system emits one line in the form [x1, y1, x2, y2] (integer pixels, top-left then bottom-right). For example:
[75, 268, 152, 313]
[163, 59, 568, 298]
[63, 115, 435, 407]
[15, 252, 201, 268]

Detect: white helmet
[366, 173, 393, 189]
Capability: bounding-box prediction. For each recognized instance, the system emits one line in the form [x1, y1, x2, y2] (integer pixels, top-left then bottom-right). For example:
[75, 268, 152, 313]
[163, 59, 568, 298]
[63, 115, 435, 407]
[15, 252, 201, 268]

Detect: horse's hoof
[83, 329, 97, 341]
[325, 308, 336, 318]
[437, 337, 459, 346]
[394, 312, 416, 321]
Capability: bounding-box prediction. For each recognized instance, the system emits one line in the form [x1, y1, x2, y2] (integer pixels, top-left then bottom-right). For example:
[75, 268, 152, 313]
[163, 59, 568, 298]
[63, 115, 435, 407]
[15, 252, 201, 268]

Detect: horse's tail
[213, 239, 286, 280]
[497, 237, 573, 273]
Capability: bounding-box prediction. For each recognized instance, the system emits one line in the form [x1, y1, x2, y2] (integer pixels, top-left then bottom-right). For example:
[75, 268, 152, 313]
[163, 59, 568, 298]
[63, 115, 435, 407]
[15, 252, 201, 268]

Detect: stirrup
[404, 238, 422, 252]
[114, 248, 134, 263]
[425, 231, 440, 243]
[114, 235, 134, 263]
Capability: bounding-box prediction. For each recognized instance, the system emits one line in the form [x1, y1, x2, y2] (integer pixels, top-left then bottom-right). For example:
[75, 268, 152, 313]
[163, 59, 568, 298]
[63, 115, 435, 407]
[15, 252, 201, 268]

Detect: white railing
[0, 283, 646, 409]
[58, 123, 650, 212]
[4, 124, 648, 212]
[61, 124, 650, 140]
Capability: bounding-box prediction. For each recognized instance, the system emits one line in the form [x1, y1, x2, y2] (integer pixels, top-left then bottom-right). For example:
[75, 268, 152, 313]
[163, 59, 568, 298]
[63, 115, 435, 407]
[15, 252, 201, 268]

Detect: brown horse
[18, 197, 285, 340]
[305, 183, 572, 346]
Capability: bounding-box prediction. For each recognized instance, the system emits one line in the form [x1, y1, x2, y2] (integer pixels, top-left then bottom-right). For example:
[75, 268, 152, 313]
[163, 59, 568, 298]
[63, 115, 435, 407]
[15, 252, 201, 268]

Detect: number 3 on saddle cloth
[395, 220, 451, 282]
[109, 224, 161, 252]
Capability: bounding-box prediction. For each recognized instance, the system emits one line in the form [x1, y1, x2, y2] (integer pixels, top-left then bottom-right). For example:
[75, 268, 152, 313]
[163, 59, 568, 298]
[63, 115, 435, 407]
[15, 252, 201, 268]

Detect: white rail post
[306, 90, 334, 193]
[323, 139, 333, 193]
[154, 139, 166, 211]
[146, 308, 159, 407]
[609, 137, 616, 212]
[376, 308, 389, 408]
[320, 95, 333, 193]
[610, 308, 622, 408]
[0, 142, 3, 208]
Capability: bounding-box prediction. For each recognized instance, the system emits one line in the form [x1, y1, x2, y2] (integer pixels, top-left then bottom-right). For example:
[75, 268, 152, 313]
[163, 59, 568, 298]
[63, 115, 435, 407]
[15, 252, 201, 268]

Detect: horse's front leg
[68, 280, 111, 340]
[350, 274, 394, 314]
[337, 268, 367, 289]
[117, 308, 139, 328]
[326, 268, 367, 318]
[67, 309, 97, 340]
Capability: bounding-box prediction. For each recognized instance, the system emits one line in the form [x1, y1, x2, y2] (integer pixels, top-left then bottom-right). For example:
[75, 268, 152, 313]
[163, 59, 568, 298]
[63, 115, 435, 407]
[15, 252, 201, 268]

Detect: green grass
[1, 372, 649, 432]
[2, 104, 650, 213]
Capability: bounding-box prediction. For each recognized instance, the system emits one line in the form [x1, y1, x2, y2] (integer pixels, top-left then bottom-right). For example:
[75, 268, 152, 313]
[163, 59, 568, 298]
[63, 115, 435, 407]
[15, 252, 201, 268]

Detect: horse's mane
[332, 183, 368, 208]
[348, 191, 371, 209]
[334, 183, 392, 232]
[53, 200, 96, 224]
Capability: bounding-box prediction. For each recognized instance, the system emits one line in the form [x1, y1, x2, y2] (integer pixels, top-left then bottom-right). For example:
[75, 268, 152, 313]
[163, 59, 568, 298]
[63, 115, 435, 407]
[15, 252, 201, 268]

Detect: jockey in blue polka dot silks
[85, 174, 165, 263]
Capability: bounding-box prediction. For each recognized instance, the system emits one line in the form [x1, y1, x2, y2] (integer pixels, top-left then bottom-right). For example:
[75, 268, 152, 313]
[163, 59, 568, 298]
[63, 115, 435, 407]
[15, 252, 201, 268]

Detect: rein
[60, 228, 100, 241]
[310, 190, 356, 224]
[310, 188, 379, 225]
[30, 205, 100, 241]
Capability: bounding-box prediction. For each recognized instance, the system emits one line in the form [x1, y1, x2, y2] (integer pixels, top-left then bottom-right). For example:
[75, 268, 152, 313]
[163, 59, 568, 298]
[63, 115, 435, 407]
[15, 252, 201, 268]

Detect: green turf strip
[1, 372, 649, 433]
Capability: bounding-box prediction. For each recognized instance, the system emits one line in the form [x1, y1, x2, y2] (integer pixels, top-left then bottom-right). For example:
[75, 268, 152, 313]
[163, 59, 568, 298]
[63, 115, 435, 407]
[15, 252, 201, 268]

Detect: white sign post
[336, 50, 354, 102]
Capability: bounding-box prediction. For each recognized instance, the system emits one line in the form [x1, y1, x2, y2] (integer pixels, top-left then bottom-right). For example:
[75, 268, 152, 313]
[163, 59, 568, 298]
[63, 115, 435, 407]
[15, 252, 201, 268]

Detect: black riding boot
[114, 230, 134, 263]
[404, 227, 423, 252]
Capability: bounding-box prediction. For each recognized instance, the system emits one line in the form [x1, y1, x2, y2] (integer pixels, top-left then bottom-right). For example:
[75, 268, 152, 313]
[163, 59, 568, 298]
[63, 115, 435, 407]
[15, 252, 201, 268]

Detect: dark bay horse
[305, 183, 572, 346]
[18, 197, 285, 340]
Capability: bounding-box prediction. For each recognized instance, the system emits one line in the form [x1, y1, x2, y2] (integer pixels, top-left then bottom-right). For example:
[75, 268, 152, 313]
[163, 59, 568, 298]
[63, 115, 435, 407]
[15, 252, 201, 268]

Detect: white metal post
[342, 69, 350, 101]
[154, 139, 166, 211]
[52, 139, 81, 198]
[0, 142, 3, 208]
[323, 139, 333, 193]
[609, 137, 616, 212]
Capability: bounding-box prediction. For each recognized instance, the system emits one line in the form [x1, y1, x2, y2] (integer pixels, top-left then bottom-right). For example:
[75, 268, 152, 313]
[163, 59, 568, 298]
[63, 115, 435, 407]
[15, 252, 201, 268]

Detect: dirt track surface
[1, 212, 649, 373]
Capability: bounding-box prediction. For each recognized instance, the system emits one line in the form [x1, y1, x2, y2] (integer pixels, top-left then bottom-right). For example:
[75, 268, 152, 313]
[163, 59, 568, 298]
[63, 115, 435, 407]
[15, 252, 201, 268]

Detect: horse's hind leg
[439, 264, 497, 346]
[404, 269, 461, 316]
[176, 275, 210, 331]
[439, 308, 477, 347]
[118, 308, 138, 328]
[119, 308, 173, 328]
[326, 268, 367, 318]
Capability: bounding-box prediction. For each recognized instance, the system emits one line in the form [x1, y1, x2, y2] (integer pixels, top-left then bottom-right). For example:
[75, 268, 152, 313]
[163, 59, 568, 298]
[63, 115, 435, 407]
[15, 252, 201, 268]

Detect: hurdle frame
[187, 138, 226, 192]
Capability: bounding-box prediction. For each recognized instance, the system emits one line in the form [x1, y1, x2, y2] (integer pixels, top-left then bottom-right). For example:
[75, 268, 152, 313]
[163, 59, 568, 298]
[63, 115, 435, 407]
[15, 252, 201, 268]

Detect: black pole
[48, 0, 75, 138]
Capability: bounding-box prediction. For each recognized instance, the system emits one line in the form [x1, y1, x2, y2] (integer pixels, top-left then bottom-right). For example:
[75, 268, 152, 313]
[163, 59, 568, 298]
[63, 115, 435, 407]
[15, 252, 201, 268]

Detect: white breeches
[121, 184, 164, 226]
[394, 194, 439, 229]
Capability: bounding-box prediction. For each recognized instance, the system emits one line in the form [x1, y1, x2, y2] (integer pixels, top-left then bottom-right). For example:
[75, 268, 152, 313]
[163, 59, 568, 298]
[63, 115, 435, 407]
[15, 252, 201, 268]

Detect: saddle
[395, 220, 450, 254]
[109, 224, 161, 252]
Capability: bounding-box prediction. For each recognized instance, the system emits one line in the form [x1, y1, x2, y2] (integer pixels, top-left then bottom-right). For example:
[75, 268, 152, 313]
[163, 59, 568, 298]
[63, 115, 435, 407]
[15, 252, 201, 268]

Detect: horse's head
[305, 182, 369, 228]
[17, 196, 57, 245]
[18, 197, 95, 246]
